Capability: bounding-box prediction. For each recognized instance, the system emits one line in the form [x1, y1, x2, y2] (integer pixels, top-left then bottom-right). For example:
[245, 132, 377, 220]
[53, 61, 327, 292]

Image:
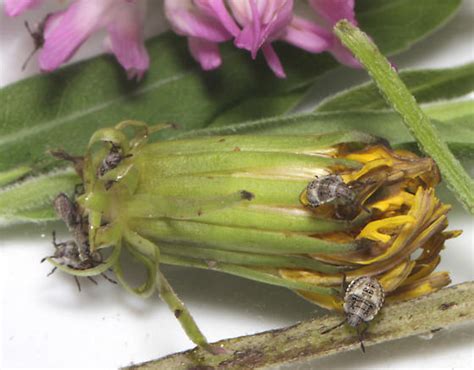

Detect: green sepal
[161, 254, 337, 296]
[130, 219, 358, 255]
[159, 243, 344, 273]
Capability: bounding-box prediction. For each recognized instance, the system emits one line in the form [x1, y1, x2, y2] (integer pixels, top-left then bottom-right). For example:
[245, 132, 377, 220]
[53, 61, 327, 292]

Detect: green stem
[124, 282, 474, 370]
[334, 21, 474, 214]
[157, 271, 215, 352]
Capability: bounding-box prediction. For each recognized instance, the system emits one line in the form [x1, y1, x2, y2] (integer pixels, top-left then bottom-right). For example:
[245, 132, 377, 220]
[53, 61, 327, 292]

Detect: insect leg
[74, 276, 82, 292]
[41, 256, 55, 263]
[52, 231, 62, 247]
[46, 267, 57, 276]
[87, 277, 98, 285]
[101, 273, 117, 285]
[74, 183, 85, 196]
[341, 272, 349, 293]
[320, 319, 346, 335]
[357, 323, 369, 353]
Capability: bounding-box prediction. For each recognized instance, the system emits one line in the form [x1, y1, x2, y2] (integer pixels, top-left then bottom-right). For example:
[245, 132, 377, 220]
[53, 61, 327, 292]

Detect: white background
[0, 1, 473, 369]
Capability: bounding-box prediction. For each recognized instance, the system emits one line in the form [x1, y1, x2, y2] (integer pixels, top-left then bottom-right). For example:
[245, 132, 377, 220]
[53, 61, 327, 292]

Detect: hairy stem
[334, 21, 474, 214]
[125, 282, 474, 370]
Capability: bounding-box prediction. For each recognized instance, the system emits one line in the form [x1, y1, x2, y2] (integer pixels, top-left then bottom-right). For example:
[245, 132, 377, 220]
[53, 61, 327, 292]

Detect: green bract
[47, 121, 454, 351]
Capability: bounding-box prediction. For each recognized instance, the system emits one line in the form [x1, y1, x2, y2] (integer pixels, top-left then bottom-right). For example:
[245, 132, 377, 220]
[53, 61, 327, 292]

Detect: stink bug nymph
[42, 193, 116, 290]
[321, 275, 385, 352]
[97, 142, 133, 178]
[305, 175, 356, 208]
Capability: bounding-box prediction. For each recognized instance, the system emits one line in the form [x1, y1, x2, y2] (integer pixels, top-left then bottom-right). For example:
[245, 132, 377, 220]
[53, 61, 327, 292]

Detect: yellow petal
[387, 272, 451, 302]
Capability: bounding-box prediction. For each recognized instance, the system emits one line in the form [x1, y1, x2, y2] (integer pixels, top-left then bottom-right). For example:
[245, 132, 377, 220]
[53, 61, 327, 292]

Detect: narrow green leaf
[356, 0, 462, 54]
[207, 91, 304, 127]
[424, 99, 474, 121]
[0, 166, 31, 187]
[0, 0, 461, 174]
[317, 63, 474, 112]
[178, 105, 474, 159]
[0, 168, 78, 225]
[334, 21, 474, 213]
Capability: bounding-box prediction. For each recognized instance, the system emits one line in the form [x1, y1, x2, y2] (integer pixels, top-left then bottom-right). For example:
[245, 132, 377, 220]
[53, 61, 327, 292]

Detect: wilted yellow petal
[387, 272, 451, 302]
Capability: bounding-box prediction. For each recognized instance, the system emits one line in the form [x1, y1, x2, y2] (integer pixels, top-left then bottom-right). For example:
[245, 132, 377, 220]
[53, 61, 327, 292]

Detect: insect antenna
[49, 149, 84, 177]
[21, 44, 40, 71]
[320, 319, 346, 334]
[21, 21, 40, 70]
[22, 16, 49, 71]
[101, 273, 118, 285]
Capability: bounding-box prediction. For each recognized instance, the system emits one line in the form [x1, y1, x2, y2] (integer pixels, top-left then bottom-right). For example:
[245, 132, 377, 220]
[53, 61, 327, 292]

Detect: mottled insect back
[344, 276, 385, 327]
[53, 192, 78, 229]
[97, 143, 126, 177]
[305, 174, 356, 208]
[321, 276, 384, 352]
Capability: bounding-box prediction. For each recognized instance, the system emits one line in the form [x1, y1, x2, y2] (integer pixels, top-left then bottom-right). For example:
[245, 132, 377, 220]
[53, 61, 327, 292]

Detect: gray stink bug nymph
[322, 275, 385, 352]
[306, 174, 357, 211]
[42, 193, 116, 291]
[98, 142, 133, 178]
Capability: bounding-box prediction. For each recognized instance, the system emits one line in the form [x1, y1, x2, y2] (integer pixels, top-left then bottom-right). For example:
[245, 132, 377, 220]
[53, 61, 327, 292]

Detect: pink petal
[234, 22, 260, 58]
[188, 37, 222, 70]
[105, 2, 149, 80]
[39, 1, 111, 71]
[232, 0, 294, 58]
[329, 39, 361, 68]
[282, 16, 331, 53]
[308, 0, 356, 26]
[164, 0, 232, 42]
[259, 0, 294, 42]
[4, 0, 43, 17]
[194, 0, 240, 36]
[262, 43, 286, 78]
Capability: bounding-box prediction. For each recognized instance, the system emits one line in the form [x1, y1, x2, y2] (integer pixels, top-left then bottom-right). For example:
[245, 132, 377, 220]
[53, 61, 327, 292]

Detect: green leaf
[0, 166, 32, 187]
[317, 63, 474, 112]
[334, 20, 474, 213]
[178, 103, 474, 158]
[356, 0, 462, 54]
[0, 0, 461, 175]
[0, 169, 78, 225]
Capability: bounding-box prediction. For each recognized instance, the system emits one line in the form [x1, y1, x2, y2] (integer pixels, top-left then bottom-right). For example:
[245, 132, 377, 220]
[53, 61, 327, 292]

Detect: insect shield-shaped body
[306, 175, 356, 208]
[304, 174, 359, 219]
[344, 276, 385, 329]
[97, 143, 125, 177]
[322, 276, 384, 352]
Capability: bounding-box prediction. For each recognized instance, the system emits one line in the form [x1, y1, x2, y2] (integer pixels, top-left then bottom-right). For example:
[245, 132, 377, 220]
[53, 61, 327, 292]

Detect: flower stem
[124, 282, 474, 369]
[333, 20, 474, 214]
